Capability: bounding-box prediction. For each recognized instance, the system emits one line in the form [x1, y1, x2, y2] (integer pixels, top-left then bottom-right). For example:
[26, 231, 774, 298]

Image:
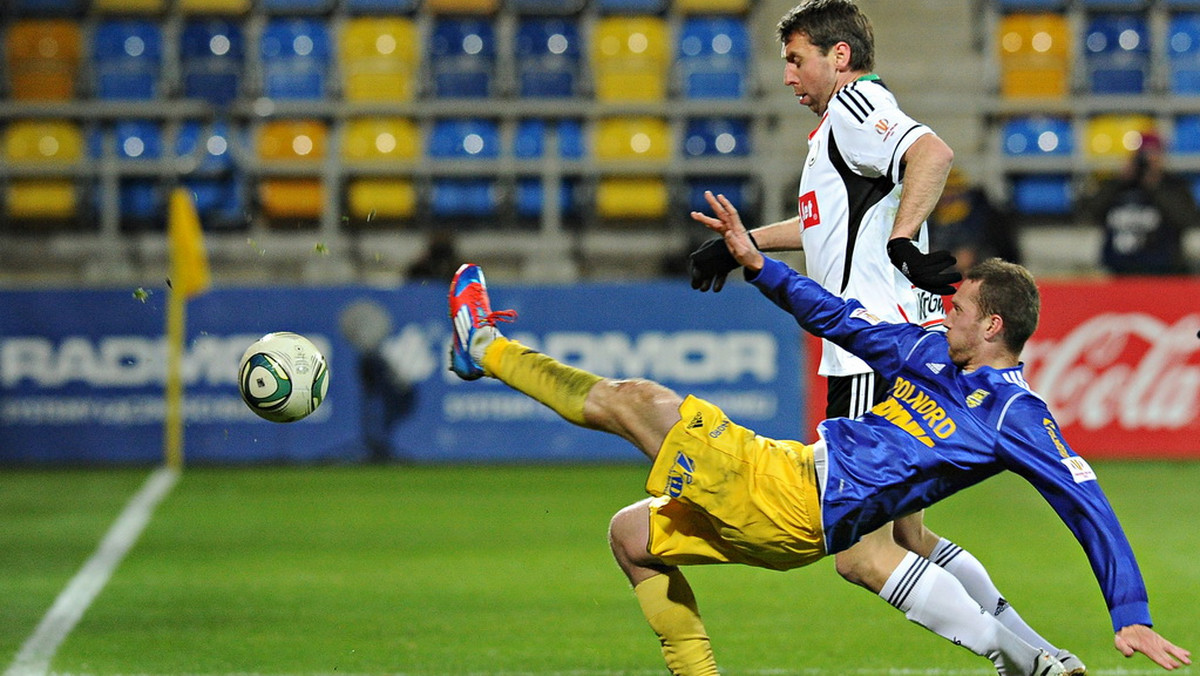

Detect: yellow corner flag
[165, 188, 211, 470]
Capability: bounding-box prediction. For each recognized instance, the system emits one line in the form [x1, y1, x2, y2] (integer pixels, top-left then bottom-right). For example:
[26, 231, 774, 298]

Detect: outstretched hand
[1115, 624, 1192, 670]
[689, 191, 764, 274]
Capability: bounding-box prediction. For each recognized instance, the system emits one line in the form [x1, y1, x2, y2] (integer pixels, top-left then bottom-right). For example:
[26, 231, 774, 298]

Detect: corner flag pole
[164, 188, 211, 470]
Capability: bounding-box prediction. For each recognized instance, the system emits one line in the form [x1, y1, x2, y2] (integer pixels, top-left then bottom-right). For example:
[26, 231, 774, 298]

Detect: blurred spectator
[1083, 133, 1197, 275]
[928, 169, 1021, 273]
[339, 299, 416, 463]
[407, 230, 462, 280]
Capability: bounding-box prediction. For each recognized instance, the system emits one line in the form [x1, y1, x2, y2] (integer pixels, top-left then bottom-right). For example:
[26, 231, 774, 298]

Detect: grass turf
[2, 462, 1197, 675]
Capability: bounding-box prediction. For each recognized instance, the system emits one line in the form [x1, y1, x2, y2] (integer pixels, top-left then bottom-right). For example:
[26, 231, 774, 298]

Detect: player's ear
[984, 314, 1005, 343]
[832, 41, 853, 69]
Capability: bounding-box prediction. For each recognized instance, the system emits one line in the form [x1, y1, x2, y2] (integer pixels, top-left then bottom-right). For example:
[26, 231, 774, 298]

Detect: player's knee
[834, 550, 872, 586]
[608, 500, 653, 567]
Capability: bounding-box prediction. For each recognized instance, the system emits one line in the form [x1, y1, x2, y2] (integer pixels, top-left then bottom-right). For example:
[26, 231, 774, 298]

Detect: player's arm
[885, 133, 962, 295]
[998, 406, 1191, 670]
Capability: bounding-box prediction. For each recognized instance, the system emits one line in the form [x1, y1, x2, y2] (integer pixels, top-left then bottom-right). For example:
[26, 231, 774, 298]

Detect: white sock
[931, 538, 1058, 653]
[468, 325, 499, 365]
[880, 552, 1042, 676]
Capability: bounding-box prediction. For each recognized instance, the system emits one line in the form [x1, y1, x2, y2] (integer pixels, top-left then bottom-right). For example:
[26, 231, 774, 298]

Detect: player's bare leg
[837, 525, 1065, 676]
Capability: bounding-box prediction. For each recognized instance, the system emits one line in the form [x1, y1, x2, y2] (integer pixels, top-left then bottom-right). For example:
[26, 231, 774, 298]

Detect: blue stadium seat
[259, 18, 331, 100]
[516, 178, 578, 220]
[177, 121, 246, 228]
[427, 119, 501, 159]
[1011, 175, 1072, 215]
[1083, 13, 1150, 94]
[1166, 0, 1200, 7]
[677, 16, 752, 99]
[428, 18, 496, 98]
[1001, 116, 1074, 156]
[430, 179, 499, 218]
[994, 0, 1067, 7]
[514, 17, 581, 98]
[92, 20, 163, 100]
[1174, 115, 1200, 153]
[594, 0, 667, 11]
[180, 20, 244, 105]
[514, 119, 585, 159]
[343, 0, 419, 11]
[683, 118, 751, 157]
[1080, 0, 1147, 7]
[1168, 13, 1200, 94]
[87, 120, 165, 224]
[687, 177, 750, 214]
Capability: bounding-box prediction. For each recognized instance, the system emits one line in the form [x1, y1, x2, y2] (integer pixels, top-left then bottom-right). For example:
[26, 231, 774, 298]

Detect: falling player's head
[965, 258, 1041, 355]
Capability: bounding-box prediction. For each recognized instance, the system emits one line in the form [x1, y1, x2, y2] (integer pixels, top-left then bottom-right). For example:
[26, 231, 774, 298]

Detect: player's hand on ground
[885, 237, 961, 295]
[1115, 624, 1192, 670]
[690, 191, 764, 275]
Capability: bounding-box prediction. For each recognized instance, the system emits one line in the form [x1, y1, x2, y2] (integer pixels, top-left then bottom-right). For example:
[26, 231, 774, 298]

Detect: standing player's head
[777, 0, 875, 72]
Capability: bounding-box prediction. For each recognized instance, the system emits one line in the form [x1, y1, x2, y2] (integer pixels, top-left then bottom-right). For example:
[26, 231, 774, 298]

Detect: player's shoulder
[829, 78, 901, 127]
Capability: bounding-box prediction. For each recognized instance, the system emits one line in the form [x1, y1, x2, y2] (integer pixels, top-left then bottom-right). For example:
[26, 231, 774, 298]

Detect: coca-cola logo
[1023, 312, 1200, 432]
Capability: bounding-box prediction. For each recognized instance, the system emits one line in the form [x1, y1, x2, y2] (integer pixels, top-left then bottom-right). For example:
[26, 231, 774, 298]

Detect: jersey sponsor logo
[665, 451, 696, 497]
[966, 388, 990, 408]
[874, 118, 899, 142]
[1062, 455, 1097, 483]
[1043, 418, 1069, 458]
[798, 191, 820, 229]
[870, 376, 958, 447]
[850, 308, 881, 325]
[709, 418, 730, 439]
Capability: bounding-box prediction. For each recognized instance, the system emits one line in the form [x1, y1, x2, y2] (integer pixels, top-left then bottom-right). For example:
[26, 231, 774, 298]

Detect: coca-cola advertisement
[804, 277, 1200, 459]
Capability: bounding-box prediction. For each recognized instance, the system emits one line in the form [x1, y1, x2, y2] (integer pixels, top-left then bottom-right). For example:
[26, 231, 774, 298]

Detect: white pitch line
[4, 466, 180, 676]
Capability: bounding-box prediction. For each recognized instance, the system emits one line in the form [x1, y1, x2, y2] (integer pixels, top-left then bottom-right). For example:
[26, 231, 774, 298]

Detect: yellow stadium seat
[342, 117, 419, 162]
[176, 0, 250, 13]
[5, 20, 82, 101]
[592, 17, 670, 102]
[1084, 114, 1157, 161]
[3, 120, 83, 220]
[997, 13, 1072, 99]
[340, 18, 419, 102]
[594, 117, 670, 162]
[425, 0, 499, 12]
[257, 120, 326, 219]
[674, 0, 749, 11]
[596, 177, 668, 220]
[346, 179, 417, 219]
[92, 0, 166, 12]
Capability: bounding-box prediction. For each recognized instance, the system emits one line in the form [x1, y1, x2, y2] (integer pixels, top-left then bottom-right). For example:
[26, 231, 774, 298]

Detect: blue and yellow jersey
[750, 256, 1151, 633]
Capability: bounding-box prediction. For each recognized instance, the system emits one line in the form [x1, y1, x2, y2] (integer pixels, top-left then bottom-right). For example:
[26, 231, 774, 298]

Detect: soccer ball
[238, 332, 329, 423]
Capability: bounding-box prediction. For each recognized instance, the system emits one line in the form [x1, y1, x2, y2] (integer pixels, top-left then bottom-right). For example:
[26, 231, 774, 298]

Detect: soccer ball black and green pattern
[238, 332, 329, 423]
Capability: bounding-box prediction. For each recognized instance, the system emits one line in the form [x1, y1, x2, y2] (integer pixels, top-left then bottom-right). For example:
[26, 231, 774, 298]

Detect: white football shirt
[797, 76, 947, 377]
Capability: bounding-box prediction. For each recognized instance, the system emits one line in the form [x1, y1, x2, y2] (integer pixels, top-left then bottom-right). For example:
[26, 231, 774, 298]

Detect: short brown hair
[966, 258, 1040, 354]
[777, 0, 875, 72]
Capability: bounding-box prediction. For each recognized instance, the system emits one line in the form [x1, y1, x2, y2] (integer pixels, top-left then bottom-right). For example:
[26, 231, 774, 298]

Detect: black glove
[886, 237, 962, 295]
[687, 232, 757, 292]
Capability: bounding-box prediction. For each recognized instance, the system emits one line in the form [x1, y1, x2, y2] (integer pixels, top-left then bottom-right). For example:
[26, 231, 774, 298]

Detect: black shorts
[825, 371, 888, 419]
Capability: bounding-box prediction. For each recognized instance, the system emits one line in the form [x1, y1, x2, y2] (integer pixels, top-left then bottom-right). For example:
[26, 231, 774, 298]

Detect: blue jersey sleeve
[747, 256, 927, 380]
[996, 396, 1152, 632]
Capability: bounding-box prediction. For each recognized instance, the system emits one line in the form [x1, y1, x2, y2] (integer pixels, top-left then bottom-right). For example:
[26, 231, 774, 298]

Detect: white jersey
[797, 76, 946, 377]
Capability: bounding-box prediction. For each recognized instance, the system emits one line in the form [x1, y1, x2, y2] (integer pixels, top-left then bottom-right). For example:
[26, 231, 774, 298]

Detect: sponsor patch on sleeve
[850, 308, 881, 324]
[1062, 456, 1097, 484]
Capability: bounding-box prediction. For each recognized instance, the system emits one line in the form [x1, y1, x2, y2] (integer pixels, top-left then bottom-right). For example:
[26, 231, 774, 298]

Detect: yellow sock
[480, 335, 602, 426]
[633, 571, 718, 676]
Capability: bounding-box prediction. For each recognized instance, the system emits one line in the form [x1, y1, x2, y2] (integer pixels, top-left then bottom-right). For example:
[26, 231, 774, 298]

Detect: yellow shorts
[644, 395, 826, 572]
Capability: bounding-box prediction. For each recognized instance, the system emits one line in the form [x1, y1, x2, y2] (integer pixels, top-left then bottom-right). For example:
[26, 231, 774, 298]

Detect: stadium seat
[994, 0, 1067, 7]
[594, 117, 670, 163]
[1083, 114, 1156, 160]
[92, 20, 163, 100]
[1174, 115, 1200, 153]
[516, 177, 578, 220]
[259, 0, 334, 13]
[180, 19, 244, 105]
[1166, 0, 1200, 7]
[514, 119, 585, 159]
[430, 179, 499, 218]
[686, 176, 751, 214]
[676, 16, 752, 99]
[514, 17, 582, 98]
[342, 0, 418, 12]
[674, 0, 750, 12]
[340, 17, 419, 102]
[256, 119, 327, 219]
[3, 120, 83, 220]
[91, 0, 166, 12]
[682, 118, 751, 157]
[176, 0, 250, 14]
[997, 13, 1072, 98]
[1168, 13, 1200, 94]
[1083, 13, 1150, 94]
[428, 18, 496, 97]
[594, 0, 667, 12]
[87, 120, 166, 225]
[346, 179, 417, 220]
[596, 178, 669, 219]
[592, 16, 670, 101]
[427, 118, 501, 159]
[5, 20, 81, 101]
[1010, 175, 1073, 215]
[177, 120, 246, 228]
[424, 0, 499, 12]
[1080, 0, 1147, 6]
[340, 114, 419, 220]
[259, 18, 331, 100]
[507, 0, 585, 13]
[1001, 116, 1074, 156]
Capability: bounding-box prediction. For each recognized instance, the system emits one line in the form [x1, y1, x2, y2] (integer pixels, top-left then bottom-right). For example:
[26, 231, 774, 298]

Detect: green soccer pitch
[2, 462, 1197, 675]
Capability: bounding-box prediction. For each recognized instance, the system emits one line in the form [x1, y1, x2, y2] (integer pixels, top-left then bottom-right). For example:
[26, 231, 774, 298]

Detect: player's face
[944, 280, 989, 368]
[781, 32, 841, 116]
